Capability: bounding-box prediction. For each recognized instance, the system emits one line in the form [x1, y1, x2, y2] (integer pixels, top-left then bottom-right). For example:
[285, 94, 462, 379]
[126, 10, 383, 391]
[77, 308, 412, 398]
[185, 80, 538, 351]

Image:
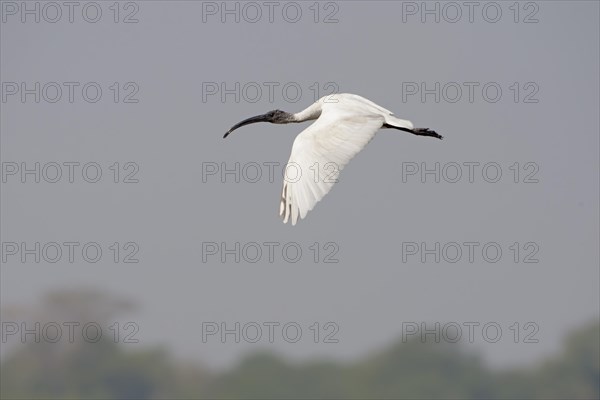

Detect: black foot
[413, 128, 443, 140]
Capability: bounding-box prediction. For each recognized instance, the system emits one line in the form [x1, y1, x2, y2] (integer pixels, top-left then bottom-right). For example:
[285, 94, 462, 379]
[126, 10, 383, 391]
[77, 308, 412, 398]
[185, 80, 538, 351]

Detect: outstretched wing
[280, 109, 385, 225]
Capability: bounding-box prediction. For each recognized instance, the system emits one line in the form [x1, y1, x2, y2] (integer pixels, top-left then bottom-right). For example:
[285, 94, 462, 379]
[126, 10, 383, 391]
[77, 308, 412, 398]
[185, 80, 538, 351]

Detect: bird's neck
[292, 102, 323, 123]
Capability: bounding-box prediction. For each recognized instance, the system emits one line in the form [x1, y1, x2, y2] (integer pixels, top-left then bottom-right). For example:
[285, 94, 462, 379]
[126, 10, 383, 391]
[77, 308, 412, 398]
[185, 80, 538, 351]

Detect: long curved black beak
[224, 114, 270, 138]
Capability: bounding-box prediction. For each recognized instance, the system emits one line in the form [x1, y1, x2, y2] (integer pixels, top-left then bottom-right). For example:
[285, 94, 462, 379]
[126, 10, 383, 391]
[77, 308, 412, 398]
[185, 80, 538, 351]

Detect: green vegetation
[1, 291, 598, 399]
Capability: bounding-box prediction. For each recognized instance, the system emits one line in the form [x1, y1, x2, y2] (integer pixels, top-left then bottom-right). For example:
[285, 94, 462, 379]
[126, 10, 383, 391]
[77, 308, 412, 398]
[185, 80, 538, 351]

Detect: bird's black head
[224, 109, 293, 138]
[265, 109, 291, 124]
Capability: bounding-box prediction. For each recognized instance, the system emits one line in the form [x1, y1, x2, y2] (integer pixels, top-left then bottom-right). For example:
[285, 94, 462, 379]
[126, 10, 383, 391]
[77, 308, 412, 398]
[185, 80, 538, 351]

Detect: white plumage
[224, 93, 442, 225]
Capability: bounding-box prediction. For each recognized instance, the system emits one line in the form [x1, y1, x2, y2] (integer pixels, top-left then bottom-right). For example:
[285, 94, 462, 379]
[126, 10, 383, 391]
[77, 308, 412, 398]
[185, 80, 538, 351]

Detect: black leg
[383, 124, 443, 140]
[412, 128, 443, 140]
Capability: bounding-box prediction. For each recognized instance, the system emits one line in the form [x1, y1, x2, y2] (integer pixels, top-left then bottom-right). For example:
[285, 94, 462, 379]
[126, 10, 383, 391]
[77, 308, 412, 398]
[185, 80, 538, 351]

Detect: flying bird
[224, 93, 442, 225]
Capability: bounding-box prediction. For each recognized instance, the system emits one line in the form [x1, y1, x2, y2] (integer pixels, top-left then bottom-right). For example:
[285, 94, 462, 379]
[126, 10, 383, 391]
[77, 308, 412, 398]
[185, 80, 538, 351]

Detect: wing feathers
[277, 93, 414, 225]
[280, 111, 384, 225]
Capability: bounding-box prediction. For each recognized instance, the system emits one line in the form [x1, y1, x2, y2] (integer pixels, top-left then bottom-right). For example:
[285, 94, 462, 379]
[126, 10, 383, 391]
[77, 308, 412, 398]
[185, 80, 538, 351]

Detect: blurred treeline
[1, 290, 598, 399]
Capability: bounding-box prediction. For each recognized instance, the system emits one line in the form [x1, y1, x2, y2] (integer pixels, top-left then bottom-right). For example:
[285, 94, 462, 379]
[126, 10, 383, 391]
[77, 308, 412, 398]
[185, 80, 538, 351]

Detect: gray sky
[1, 1, 599, 370]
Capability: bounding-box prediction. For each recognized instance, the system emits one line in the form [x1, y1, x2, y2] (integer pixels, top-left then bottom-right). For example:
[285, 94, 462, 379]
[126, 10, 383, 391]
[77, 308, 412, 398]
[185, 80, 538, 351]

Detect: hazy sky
[1, 1, 599, 370]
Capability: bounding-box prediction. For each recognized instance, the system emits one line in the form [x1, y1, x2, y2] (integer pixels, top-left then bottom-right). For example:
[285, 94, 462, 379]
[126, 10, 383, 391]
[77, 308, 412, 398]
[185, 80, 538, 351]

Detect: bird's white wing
[280, 110, 385, 225]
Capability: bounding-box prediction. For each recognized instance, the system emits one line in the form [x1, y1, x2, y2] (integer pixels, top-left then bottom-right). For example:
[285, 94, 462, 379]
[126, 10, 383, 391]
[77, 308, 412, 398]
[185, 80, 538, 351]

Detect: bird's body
[224, 93, 442, 225]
